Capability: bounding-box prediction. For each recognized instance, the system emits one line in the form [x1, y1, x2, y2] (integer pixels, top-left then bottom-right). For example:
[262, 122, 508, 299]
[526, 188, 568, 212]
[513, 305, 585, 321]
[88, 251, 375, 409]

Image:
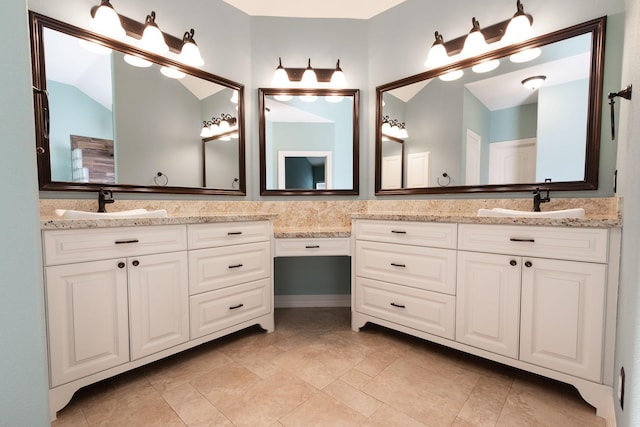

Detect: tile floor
[52, 307, 605, 427]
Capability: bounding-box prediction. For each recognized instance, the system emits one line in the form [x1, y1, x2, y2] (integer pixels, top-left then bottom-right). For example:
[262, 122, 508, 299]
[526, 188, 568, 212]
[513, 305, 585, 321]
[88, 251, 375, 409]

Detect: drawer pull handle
[227, 231, 243, 235]
[525, 261, 533, 268]
[390, 263, 406, 268]
[228, 264, 244, 269]
[229, 303, 244, 310]
[391, 230, 407, 234]
[390, 302, 406, 309]
[117, 262, 125, 269]
[132, 260, 139, 267]
[305, 245, 320, 249]
[510, 259, 517, 266]
[509, 238, 535, 243]
[115, 239, 139, 244]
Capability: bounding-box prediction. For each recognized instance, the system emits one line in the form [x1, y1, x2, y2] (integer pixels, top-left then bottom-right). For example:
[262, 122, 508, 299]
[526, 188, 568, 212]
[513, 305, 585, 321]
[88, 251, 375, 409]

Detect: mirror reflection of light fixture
[139, 11, 169, 54]
[439, 69, 464, 81]
[510, 47, 542, 63]
[200, 114, 238, 138]
[123, 54, 152, 67]
[160, 66, 186, 79]
[230, 90, 239, 104]
[89, 0, 125, 39]
[522, 75, 546, 90]
[424, 1, 534, 73]
[177, 29, 204, 66]
[381, 116, 409, 138]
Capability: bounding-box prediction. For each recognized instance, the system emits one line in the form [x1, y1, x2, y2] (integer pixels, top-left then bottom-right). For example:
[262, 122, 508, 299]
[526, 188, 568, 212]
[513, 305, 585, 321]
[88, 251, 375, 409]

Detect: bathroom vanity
[351, 215, 621, 420]
[41, 215, 274, 419]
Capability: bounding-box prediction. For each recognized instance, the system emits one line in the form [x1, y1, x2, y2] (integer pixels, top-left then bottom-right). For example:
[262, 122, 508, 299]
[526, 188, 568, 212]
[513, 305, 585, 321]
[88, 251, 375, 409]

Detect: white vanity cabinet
[352, 218, 621, 419]
[43, 220, 274, 420]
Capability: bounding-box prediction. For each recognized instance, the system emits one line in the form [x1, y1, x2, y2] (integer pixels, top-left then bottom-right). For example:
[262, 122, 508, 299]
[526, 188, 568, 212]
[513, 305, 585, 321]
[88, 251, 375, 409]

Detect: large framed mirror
[30, 11, 246, 195]
[376, 17, 606, 195]
[259, 88, 359, 196]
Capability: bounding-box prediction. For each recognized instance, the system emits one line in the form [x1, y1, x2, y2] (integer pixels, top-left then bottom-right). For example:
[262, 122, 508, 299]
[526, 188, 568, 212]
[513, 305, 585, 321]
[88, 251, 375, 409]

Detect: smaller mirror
[259, 88, 360, 196]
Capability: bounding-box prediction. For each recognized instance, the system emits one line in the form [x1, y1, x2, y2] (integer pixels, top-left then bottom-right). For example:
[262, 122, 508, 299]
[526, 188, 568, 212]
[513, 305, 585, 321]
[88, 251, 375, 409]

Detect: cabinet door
[128, 252, 190, 360]
[456, 251, 521, 358]
[45, 259, 129, 387]
[520, 258, 606, 382]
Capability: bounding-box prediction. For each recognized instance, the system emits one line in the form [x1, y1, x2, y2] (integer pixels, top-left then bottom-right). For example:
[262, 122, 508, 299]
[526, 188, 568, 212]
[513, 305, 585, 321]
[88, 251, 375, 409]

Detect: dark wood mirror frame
[259, 88, 360, 196]
[30, 11, 246, 195]
[375, 17, 606, 195]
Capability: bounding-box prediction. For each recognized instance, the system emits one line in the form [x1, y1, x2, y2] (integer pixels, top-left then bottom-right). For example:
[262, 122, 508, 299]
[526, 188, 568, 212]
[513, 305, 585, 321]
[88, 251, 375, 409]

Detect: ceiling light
[178, 29, 204, 67]
[272, 57, 290, 86]
[424, 31, 449, 69]
[89, 0, 125, 39]
[522, 75, 546, 90]
[139, 11, 169, 54]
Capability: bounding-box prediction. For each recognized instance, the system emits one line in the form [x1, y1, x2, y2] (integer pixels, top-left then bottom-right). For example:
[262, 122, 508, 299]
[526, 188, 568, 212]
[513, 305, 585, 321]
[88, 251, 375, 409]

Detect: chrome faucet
[532, 187, 550, 212]
[98, 188, 114, 212]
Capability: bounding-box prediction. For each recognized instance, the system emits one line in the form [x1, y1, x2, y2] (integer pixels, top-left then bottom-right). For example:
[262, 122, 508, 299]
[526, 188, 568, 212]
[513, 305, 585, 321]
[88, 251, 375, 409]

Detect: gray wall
[0, 0, 50, 424]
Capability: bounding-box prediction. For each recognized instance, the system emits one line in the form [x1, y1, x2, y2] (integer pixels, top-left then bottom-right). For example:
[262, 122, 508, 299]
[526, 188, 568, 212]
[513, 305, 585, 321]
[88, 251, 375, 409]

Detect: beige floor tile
[280, 392, 366, 426]
[323, 378, 382, 417]
[362, 404, 428, 427]
[51, 404, 89, 427]
[355, 349, 401, 377]
[214, 371, 317, 427]
[191, 361, 261, 405]
[496, 375, 605, 427]
[340, 368, 373, 390]
[452, 374, 514, 427]
[162, 383, 233, 427]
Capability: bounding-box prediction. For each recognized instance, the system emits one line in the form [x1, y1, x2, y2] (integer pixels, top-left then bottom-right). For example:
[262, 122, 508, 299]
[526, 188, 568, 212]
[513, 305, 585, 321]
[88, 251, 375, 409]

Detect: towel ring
[437, 172, 451, 187]
[154, 172, 169, 186]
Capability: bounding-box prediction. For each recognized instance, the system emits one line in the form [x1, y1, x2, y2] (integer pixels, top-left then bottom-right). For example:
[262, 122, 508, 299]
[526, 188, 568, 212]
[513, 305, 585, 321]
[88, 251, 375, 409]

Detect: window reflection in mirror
[31, 12, 246, 195]
[375, 17, 605, 195]
[259, 88, 359, 196]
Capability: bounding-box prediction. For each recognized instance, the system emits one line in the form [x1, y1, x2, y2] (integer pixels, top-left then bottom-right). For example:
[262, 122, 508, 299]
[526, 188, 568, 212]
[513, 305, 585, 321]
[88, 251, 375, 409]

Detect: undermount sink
[55, 208, 169, 219]
[477, 207, 586, 219]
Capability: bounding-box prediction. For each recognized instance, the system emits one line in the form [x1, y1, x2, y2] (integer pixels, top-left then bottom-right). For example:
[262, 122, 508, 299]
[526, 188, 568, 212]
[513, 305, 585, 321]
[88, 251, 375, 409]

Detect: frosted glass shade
[89, 3, 125, 39]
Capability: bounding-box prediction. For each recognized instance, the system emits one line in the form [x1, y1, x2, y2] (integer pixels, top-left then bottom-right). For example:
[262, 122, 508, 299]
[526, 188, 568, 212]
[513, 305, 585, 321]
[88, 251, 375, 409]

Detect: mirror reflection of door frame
[277, 150, 332, 190]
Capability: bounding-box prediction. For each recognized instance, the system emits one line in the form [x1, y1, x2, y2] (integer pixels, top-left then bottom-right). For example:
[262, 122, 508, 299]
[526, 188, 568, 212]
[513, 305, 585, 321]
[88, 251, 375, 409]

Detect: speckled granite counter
[352, 212, 621, 228]
[273, 227, 352, 238]
[40, 213, 277, 230]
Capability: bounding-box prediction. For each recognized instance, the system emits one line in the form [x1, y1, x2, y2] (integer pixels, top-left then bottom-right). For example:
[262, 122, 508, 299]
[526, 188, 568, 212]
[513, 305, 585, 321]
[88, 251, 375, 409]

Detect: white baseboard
[274, 294, 351, 308]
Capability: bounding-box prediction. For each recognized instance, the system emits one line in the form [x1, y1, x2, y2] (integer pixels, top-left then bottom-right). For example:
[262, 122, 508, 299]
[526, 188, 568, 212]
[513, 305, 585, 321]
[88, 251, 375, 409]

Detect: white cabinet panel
[189, 241, 271, 295]
[45, 259, 129, 387]
[520, 258, 606, 382]
[356, 277, 455, 339]
[456, 251, 521, 359]
[275, 237, 350, 256]
[187, 221, 270, 249]
[355, 240, 456, 295]
[190, 279, 271, 339]
[128, 252, 190, 360]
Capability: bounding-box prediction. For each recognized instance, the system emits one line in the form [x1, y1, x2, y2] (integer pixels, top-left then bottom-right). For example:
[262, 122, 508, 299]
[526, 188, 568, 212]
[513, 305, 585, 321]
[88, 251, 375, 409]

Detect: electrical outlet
[618, 367, 625, 409]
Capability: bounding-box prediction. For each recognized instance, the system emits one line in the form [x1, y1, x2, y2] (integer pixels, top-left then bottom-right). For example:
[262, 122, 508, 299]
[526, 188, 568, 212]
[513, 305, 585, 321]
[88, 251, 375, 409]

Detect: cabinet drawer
[355, 240, 456, 295]
[189, 241, 271, 295]
[43, 225, 187, 266]
[187, 221, 271, 249]
[275, 237, 350, 257]
[354, 220, 456, 249]
[190, 279, 271, 339]
[355, 277, 455, 339]
[458, 224, 608, 263]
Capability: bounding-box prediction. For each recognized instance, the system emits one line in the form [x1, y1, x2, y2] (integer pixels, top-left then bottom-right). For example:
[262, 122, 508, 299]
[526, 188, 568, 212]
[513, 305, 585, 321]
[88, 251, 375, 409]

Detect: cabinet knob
[132, 260, 140, 267]
[117, 262, 125, 269]
[510, 259, 517, 266]
[525, 261, 533, 268]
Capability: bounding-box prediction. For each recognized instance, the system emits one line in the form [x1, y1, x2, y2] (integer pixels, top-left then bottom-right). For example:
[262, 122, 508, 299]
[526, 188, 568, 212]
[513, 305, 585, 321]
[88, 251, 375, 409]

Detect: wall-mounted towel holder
[609, 84, 632, 141]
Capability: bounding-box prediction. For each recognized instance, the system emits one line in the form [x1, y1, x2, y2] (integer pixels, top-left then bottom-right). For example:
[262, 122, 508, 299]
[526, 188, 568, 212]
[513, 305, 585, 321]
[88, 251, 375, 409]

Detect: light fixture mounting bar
[90, 5, 184, 53]
[282, 67, 337, 83]
[442, 14, 532, 55]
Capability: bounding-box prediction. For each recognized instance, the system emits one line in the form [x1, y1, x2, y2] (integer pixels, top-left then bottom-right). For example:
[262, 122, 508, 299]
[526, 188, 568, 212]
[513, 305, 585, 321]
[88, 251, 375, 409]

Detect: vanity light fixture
[381, 116, 409, 139]
[177, 29, 204, 67]
[271, 58, 348, 89]
[89, 0, 125, 39]
[424, 1, 534, 72]
[200, 114, 238, 138]
[123, 54, 152, 67]
[160, 66, 186, 79]
[139, 11, 169, 54]
[522, 75, 546, 90]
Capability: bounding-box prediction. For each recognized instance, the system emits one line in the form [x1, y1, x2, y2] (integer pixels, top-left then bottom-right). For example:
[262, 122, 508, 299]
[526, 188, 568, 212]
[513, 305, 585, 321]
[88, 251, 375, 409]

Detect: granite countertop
[352, 212, 621, 228]
[40, 213, 278, 230]
[273, 227, 352, 239]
